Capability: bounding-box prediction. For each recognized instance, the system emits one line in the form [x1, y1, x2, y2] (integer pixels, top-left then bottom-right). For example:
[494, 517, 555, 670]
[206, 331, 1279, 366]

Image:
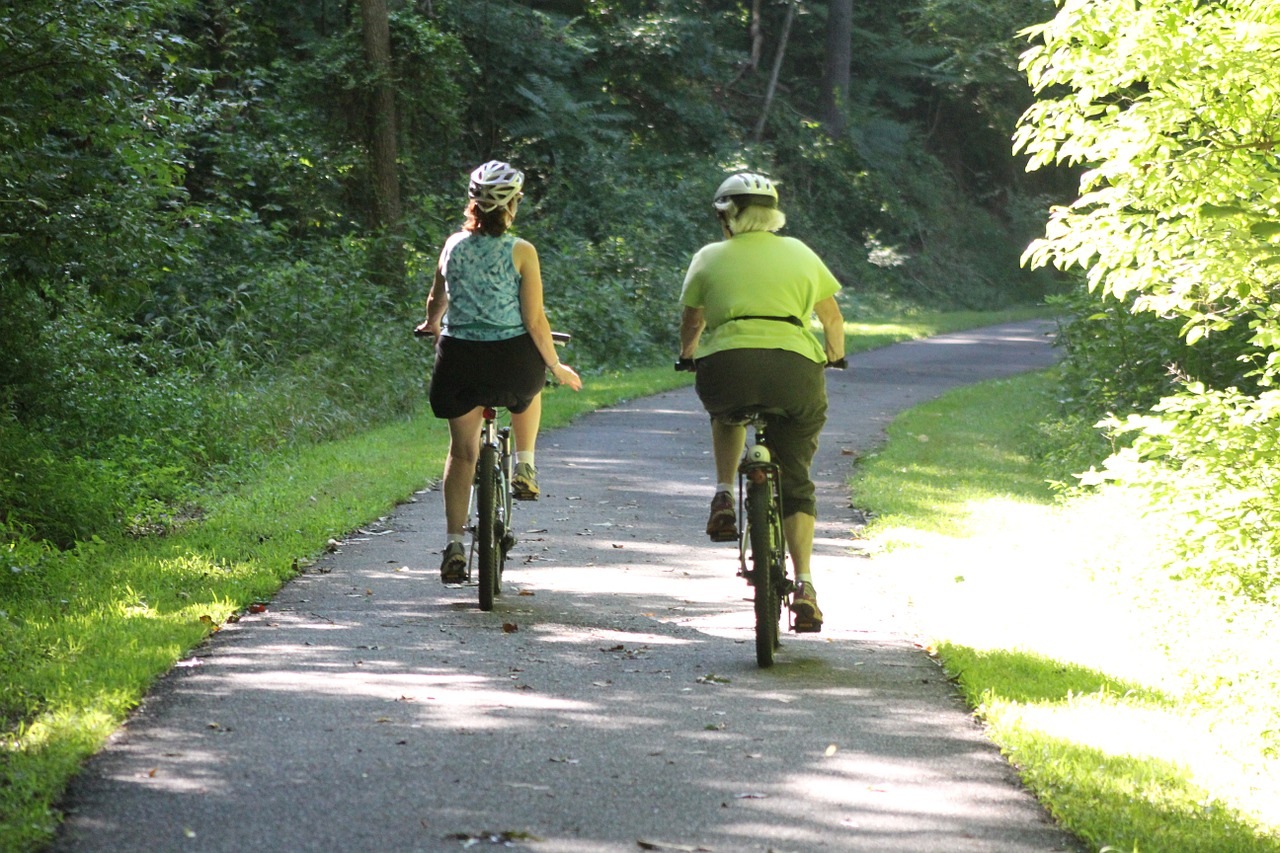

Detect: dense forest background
[2, 0, 1067, 553]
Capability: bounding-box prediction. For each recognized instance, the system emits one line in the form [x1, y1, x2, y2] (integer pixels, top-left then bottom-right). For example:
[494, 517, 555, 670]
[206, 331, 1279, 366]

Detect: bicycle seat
[716, 406, 786, 427]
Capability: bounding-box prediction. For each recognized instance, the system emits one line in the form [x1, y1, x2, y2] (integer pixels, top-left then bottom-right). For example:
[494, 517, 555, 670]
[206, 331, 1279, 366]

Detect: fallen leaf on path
[637, 841, 714, 852]
[198, 615, 220, 632]
[734, 792, 768, 799]
[518, 590, 535, 596]
[502, 623, 519, 633]
[696, 674, 731, 685]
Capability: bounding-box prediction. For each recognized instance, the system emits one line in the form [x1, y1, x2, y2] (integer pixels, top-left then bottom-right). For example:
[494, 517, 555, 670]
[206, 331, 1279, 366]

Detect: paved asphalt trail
[53, 320, 1085, 853]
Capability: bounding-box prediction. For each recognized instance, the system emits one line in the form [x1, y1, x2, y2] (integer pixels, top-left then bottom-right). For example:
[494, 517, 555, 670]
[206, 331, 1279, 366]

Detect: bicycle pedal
[792, 618, 823, 634]
[736, 569, 756, 586]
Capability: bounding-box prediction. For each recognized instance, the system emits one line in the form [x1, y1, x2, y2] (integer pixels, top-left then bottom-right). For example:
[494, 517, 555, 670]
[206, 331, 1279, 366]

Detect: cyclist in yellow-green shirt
[678, 172, 845, 631]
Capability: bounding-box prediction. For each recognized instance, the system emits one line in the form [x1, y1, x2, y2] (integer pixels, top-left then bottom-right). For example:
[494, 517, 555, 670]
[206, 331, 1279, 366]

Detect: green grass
[840, 305, 1055, 354]
[0, 310, 1049, 851]
[852, 371, 1280, 853]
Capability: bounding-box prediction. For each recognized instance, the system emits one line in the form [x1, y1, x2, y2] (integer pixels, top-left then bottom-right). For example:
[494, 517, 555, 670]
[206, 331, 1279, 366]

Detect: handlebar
[676, 356, 847, 371]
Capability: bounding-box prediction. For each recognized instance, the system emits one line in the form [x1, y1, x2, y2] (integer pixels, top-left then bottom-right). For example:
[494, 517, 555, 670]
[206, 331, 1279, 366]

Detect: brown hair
[463, 200, 513, 237]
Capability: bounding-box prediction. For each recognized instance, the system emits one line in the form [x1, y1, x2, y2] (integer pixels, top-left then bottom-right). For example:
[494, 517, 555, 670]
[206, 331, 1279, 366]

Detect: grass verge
[852, 370, 1280, 853]
[0, 308, 1049, 851]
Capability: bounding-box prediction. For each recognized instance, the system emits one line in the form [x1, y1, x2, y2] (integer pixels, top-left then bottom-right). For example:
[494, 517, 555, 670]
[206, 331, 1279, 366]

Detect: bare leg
[444, 408, 484, 536]
[783, 511, 816, 580]
[510, 393, 542, 455]
[711, 420, 746, 486]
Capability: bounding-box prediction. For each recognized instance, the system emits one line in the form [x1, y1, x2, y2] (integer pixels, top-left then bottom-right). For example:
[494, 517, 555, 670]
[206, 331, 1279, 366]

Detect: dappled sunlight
[1010, 699, 1280, 831]
[519, 622, 695, 647]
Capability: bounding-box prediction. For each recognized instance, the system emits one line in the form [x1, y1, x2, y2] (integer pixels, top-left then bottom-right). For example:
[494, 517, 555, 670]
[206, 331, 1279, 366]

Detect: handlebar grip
[674, 358, 696, 373]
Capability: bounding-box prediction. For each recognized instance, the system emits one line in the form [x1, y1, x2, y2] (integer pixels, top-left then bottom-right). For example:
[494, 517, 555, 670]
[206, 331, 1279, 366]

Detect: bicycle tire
[747, 475, 782, 667]
[477, 444, 500, 611]
[495, 441, 513, 590]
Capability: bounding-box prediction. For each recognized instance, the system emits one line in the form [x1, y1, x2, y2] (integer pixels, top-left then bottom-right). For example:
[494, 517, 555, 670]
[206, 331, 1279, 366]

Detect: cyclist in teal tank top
[678, 172, 845, 631]
[417, 161, 582, 582]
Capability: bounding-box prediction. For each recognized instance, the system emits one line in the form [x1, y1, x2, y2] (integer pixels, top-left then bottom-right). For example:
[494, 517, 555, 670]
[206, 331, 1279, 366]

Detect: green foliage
[1089, 387, 1280, 601]
[1017, 0, 1280, 347]
[1017, 0, 1280, 596]
[0, 0, 1060, 566]
[0, 0, 205, 313]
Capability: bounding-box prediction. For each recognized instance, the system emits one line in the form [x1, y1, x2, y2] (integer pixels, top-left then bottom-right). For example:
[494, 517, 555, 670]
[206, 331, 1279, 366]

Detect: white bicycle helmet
[713, 172, 779, 213]
[468, 160, 525, 212]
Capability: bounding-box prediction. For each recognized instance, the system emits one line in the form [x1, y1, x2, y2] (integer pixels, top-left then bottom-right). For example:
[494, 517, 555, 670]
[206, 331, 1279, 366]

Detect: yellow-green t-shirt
[679, 231, 840, 363]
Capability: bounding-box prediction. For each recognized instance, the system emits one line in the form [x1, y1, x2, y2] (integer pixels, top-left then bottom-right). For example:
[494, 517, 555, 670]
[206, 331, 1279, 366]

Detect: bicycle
[676, 355, 846, 667]
[416, 329, 569, 612]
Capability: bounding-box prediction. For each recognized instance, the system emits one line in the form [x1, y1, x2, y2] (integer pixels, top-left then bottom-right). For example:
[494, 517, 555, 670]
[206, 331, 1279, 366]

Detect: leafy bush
[1088, 386, 1280, 602]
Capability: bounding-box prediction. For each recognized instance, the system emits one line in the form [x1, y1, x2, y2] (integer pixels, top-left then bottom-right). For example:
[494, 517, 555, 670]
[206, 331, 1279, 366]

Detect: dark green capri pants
[694, 348, 828, 518]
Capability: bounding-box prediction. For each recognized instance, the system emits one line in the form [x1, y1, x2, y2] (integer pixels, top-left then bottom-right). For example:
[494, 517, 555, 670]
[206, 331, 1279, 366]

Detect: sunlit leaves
[1017, 0, 1280, 350]
[1018, 0, 1280, 594]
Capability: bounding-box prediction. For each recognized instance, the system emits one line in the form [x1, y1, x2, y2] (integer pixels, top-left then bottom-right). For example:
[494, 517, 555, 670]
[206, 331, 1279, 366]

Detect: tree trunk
[360, 0, 405, 295]
[752, 0, 798, 142]
[820, 0, 852, 136]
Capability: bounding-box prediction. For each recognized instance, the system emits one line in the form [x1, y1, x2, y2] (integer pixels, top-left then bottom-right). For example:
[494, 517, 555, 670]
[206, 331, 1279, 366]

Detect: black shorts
[428, 333, 545, 420]
[695, 348, 828, 518]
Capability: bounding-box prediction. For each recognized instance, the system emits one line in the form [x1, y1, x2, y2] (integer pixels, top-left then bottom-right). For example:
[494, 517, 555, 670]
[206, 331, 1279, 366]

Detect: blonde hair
[725, 204, 786, 235]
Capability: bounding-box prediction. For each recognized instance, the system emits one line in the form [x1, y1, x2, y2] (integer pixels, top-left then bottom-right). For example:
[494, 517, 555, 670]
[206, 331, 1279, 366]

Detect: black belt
[732, 314, 803, 327]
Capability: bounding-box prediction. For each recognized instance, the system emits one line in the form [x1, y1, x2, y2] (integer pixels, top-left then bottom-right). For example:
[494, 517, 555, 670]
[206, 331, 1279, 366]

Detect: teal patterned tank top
[441, 232, 526, 341]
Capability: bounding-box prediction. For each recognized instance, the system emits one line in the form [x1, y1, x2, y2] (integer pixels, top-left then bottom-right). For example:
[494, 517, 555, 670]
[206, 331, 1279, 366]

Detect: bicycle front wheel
[477, 444, 501, 611]
[746, 477, 783, 667]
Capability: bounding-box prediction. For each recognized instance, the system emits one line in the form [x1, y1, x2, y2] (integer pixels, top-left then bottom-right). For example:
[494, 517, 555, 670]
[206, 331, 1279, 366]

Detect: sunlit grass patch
[854, 371, 1280, 853]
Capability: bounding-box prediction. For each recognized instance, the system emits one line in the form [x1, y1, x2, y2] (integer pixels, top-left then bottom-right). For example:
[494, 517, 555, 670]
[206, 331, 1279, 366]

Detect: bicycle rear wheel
[746, 476, 783, 667]
[477, 444, 501, 611]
